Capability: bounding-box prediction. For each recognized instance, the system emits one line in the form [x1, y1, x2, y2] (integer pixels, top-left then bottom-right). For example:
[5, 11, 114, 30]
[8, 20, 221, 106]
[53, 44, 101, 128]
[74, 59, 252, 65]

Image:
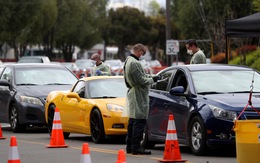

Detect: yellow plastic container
[234, 120, 260, 163]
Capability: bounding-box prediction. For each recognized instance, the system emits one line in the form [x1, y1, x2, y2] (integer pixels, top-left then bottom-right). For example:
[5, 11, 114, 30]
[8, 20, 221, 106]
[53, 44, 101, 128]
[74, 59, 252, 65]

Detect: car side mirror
[169, 86, 185, 96]
[0, 80, 10, 87]
[67, 92, 82, 102]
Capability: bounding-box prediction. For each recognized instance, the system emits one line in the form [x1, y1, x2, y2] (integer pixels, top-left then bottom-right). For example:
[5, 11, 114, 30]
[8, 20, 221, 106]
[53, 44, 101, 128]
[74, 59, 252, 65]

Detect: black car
[142, 64, 260, 155]
[0, 63, 78, 132]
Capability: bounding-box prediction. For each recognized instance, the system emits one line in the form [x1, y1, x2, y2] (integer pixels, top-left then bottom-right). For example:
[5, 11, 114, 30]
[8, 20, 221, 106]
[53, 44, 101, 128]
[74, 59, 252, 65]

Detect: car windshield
[15, 67, 78, 85]
[88, 78, 127, 98]
[191, 70, 260, 94]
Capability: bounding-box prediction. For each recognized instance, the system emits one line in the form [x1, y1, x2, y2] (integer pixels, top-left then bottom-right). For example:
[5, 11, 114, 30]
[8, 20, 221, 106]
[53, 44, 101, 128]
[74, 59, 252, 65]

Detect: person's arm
[100, 65, 111, 75]
[96, 64, 111, 76]
[129, 62, 154, 87]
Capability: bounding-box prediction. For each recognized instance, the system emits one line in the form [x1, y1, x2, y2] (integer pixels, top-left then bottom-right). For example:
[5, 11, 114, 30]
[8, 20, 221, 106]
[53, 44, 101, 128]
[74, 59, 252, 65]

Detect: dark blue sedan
[142, 64, 260, 155]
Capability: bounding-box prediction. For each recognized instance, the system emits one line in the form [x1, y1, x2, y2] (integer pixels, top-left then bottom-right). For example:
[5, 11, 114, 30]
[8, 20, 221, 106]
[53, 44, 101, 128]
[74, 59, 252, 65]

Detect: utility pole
[166, 0, 172, 66]
[166, 0, 171, 40]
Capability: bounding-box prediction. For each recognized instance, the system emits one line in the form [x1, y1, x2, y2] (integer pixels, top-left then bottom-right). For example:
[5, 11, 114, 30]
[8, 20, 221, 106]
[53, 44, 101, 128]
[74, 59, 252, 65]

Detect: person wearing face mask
[185, 39, 206, 64]
[91, 53, 111, 76]
[123, 43, 160, 155]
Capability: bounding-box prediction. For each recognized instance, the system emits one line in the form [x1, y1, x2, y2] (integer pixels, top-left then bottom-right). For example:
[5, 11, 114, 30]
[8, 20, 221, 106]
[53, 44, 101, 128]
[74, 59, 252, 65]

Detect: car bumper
[205, 118, 236, 147]
[103, 113, 128, 135]
[17, 102, 47, 126]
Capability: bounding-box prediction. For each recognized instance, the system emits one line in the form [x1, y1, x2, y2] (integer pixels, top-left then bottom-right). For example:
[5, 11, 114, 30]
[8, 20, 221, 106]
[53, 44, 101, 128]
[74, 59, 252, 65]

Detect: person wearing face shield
[91, 53, 111, 76]
[185, 39, 206, 64]
[123, 43, 160, 155]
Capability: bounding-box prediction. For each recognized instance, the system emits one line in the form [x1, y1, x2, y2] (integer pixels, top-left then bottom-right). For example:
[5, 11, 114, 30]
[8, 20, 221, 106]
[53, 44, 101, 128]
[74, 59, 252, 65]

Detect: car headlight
[107, 104, 124, 112]
[20, 96, 44, 106]
[209, 105, 237, 121]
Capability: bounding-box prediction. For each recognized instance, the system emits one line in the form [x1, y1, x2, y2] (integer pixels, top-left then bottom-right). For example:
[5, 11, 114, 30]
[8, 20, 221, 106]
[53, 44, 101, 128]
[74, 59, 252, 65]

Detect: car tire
[90, 109, 105, 143]
[141, 126, 156, 149]
[47, 104, 56, 136]
[9, 103, 26, 133]
[63, 132, 70, 139]
[189, 116, 208, 155]
[47, 104, 70, 139]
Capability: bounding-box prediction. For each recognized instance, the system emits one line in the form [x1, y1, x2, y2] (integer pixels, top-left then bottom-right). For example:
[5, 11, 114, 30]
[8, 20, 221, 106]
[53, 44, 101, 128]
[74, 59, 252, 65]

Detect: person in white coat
[124, 43, 160, 155]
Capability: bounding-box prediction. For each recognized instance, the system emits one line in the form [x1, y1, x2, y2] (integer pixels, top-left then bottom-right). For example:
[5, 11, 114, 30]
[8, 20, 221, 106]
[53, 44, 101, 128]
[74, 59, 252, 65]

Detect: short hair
[91, 53, 100, 60]
[133, 43, 146, 52]
[186, 39, 198, 47]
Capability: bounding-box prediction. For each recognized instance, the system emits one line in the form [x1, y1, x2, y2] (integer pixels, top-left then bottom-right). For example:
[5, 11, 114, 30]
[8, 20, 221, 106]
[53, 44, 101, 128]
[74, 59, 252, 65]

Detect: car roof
[165, 64, 253, 72]
[105, 59, 122, 62]
[19, 56, 49, 58]
[75, 59, 92, 62]
[0, 63, 65, 68]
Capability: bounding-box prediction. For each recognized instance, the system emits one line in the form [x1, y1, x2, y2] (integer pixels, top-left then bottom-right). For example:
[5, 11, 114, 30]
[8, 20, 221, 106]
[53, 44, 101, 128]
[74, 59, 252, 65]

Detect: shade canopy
[225, 12, 260, 37]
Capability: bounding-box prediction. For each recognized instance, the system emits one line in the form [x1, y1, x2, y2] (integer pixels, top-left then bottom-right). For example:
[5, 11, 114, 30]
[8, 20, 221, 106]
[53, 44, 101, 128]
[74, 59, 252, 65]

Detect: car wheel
[90, 109, 105, 143]
[9, 103, 26, 133]
[141, 126, 156, 149]
[47, 104, 56, 136]
[63, 132, 70, 139]
[48, 104, 70, 139]
[189, 116, 208, 155]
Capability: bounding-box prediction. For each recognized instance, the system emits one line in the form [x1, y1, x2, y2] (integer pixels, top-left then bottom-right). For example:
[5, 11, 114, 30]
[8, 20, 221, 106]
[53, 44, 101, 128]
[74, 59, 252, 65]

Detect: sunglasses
[140, 49, 146, 55]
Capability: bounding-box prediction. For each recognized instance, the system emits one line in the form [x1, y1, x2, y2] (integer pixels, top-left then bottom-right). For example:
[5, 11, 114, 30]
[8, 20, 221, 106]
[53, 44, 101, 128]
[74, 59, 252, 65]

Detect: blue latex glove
[96, 70, 101, 76]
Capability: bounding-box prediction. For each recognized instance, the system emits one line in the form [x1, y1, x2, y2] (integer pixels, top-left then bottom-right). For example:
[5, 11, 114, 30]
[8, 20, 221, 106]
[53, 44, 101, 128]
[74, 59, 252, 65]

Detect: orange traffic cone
[158, 114, 186, 162]
[80, 143, 92, 163]
[115, 149, 126, 163]
[47, 107, 68, 148]
[0, 123, 6, 139]
[8, 136, 21, 163]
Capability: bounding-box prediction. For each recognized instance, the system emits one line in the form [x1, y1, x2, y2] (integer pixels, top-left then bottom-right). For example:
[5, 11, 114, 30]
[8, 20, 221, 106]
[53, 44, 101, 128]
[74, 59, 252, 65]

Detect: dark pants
[126, 118, 146, 150]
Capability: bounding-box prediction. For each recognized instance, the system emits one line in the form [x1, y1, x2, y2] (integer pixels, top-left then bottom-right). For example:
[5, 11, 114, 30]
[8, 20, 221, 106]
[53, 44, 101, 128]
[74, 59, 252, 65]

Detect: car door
[0, 67, 13, 122]
[61, 80, 87, 132]
[166, 69, 190, 140]
[148, 69, 176, 140]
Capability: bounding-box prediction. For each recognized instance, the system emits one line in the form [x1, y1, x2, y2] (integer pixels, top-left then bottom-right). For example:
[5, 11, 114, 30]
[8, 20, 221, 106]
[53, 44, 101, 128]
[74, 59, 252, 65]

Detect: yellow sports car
[45, 76, 128, 143]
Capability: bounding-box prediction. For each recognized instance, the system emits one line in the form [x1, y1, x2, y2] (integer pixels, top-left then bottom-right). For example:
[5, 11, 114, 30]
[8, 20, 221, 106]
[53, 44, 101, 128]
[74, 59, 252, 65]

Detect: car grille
[245, 115, 260, 119]
[242, 109, 260, 119]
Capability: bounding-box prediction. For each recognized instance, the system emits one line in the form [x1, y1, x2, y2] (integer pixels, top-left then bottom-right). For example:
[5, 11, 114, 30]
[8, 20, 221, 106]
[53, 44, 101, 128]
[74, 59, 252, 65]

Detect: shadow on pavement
[153, 144, 236, 157]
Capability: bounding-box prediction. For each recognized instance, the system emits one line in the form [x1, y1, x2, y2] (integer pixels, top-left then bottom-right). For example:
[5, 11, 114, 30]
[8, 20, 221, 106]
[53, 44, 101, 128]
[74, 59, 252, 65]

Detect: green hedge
[229, 49, 260, 71]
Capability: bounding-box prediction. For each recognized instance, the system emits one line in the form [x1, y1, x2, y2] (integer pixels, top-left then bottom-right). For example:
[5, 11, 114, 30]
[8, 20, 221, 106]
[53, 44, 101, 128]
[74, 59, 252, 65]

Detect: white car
[104, 59, 123, 75]
[18, 56, 51, 63]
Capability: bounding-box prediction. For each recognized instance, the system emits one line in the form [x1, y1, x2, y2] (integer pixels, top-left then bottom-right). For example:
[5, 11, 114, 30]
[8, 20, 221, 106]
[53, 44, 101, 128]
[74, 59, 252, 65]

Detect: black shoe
[132, 148, 151, 155]
[126, 148, 131, 154]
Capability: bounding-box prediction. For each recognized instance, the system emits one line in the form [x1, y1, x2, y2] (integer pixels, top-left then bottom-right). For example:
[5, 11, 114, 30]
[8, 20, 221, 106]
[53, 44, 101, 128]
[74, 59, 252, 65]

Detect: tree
[173, 0, 253, 57]
[253, 0, 260, 11]
[0, 0, 57, 60]
[104, 7, 154, 61]
[147, 0, 160, 17]
[53, 0, 107, 61]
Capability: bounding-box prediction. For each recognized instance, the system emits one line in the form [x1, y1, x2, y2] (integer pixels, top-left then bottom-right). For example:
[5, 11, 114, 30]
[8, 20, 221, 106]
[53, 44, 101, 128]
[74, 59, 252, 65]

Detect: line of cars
[1, 59, 260, 155]
[0, 62, 129, 143]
